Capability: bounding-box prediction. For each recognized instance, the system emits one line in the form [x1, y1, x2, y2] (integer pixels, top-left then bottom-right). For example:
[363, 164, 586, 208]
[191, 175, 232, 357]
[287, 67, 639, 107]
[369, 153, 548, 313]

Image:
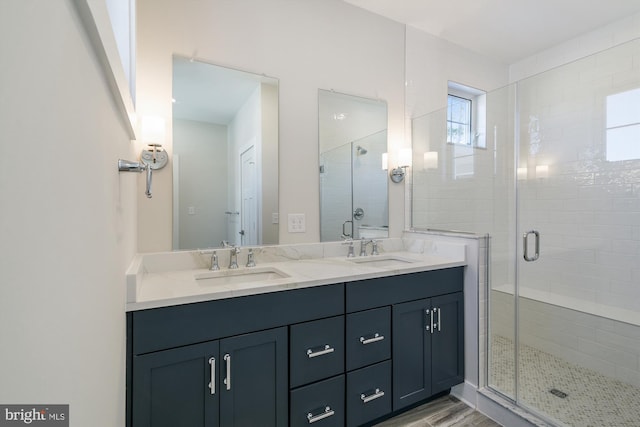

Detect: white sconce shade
[398, 148, 412, 167]
[517, 167, 528, 180]
[536, 164, 549, 179]
[423, 151, 438, 169]
[140, 116, 166, 144]
[381, 152, 388, 170]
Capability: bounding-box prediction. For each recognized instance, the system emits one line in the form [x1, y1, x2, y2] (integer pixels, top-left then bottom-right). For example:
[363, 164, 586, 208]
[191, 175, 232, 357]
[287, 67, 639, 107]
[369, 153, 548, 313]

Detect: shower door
[490, 39, 640, 426]
[319, 133, 389, 241]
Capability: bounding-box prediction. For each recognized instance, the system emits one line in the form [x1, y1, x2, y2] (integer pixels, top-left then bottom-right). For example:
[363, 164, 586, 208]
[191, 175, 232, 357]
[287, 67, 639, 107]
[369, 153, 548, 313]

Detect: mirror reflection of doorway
[240, 144, 258, 246]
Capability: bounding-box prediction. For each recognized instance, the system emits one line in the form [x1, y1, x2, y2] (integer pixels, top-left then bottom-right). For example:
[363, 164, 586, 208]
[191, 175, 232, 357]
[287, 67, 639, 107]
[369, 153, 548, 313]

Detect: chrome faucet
[209, 250, 220, 271]
[246, 248, 256, 267]
[228, 246, 241, 269]
[342, 236, 355, 257]
[360, 239, 373, 257]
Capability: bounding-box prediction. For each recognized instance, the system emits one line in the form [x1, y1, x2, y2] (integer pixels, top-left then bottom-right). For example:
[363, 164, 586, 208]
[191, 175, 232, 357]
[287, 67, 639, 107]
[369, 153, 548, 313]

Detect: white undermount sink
[348, 254, 419, 268]
[194, 267, 289, 286]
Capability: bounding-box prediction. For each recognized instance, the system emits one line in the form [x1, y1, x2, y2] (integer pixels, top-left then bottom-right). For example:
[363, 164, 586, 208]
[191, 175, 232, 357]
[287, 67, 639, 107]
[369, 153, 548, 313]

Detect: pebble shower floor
[490, 335, 640, 427]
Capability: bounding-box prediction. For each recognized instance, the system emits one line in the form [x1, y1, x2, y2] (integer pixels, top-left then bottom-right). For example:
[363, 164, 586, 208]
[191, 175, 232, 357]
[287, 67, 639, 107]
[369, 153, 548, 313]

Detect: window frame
[447, 94, 473, 146]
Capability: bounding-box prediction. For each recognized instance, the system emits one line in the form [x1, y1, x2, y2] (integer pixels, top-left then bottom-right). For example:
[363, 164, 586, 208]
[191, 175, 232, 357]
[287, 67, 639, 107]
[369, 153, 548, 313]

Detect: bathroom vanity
[125, 240, 465, 427]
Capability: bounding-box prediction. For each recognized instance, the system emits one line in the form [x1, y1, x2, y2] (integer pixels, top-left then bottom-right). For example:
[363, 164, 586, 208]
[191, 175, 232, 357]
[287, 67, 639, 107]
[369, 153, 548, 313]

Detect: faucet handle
[359, 239, 373, 257]
[246, 248, 256, 267]
[209, 251, 220, 271]
[342, 240, 355, 258]
[371, 240, 380, 256]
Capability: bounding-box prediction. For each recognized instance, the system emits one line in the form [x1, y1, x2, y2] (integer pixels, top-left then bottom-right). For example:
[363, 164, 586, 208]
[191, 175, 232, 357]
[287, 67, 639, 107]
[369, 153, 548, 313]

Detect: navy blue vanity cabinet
[289, 316, 346, 426]
[132, 340, 220, 427]
[346, 267, 464, 420]
[131, 327, 287, 427]
[290, 316, 345, 388]
[128, 284, 344, 427]
[345, 307, 391, 371]
[346, 360, 392, 426]
[219, 327, 288, 426]
[290, 375, 345, 427]
[392, 291, 464, 411]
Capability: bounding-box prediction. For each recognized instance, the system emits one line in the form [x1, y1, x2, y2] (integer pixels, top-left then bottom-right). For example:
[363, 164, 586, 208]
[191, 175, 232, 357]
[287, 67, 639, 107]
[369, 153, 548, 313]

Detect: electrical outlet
[287, 213, 306, 233]
[272, 213, 279, 224]
[188, 206, 196, 215]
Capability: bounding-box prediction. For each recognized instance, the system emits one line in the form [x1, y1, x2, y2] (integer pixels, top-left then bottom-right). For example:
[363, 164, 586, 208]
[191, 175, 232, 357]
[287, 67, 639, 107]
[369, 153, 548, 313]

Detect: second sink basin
[194, 267, 289, 287]
[348, 254, 419, 268]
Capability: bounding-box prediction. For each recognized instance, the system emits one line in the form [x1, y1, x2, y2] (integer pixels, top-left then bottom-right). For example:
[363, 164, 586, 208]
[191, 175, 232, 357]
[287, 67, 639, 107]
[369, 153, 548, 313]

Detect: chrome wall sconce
[118, 116, 169, 198]
[382, 148, 412, 183]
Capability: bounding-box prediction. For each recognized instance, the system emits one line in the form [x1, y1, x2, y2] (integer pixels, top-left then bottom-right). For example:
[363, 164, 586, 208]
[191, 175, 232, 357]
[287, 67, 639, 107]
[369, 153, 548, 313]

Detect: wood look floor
[374, 395, 502, 427]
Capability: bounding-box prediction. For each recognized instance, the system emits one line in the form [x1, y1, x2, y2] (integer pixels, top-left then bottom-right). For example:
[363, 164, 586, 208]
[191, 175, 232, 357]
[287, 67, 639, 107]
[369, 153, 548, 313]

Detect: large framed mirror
[318, 89, 389, 242]
[172, 56, 279, 250]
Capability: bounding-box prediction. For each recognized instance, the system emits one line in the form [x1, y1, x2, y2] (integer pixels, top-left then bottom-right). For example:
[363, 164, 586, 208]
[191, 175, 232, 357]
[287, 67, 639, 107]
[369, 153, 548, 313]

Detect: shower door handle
[523, 230, 540, 262]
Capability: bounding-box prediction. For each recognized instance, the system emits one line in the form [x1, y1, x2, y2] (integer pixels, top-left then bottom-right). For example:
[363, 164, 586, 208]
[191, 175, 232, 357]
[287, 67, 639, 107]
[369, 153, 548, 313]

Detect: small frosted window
[606, 88, 640, 161]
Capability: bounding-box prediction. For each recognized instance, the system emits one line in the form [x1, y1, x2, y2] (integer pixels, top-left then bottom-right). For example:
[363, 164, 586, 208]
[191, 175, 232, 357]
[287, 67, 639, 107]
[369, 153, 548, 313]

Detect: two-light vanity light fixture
[117, 116, 169, 198]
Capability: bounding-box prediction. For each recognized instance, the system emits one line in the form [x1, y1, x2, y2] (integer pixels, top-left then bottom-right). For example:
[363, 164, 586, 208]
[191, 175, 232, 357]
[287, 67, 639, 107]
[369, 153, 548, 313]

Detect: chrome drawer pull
[208, 357, 215, 395]
[306, 344, 335, 358]
[360, 333, 385, 345]
[361, 388, 385, 403]
[307, 406, 335, 424]
[223, 353, 231, 390]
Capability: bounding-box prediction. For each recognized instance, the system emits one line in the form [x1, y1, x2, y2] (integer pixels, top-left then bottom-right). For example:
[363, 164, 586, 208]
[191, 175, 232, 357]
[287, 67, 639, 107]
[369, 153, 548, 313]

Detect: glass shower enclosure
[412, 39, 640, 426]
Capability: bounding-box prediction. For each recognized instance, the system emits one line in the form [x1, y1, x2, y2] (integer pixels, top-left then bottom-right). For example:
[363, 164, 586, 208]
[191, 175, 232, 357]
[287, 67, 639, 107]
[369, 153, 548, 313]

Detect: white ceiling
[342, 0, 640, 64]
[172, 57, 277, 125]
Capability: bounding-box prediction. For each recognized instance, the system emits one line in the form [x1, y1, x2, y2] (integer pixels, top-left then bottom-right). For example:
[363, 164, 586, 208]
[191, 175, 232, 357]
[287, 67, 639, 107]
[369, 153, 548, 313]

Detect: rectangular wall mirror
[172, 56, 279, 250]
[318, 89, 389, 242]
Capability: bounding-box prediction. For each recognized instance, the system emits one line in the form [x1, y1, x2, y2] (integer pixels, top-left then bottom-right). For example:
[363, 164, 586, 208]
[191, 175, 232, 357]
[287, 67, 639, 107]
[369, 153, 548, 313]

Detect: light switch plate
[287, 213, 306, 233]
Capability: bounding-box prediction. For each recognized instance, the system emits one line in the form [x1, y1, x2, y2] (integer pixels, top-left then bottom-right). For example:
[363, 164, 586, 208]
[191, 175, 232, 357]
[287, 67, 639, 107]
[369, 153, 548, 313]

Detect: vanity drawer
[290, 375, 345, 427]
[290, 316, 345, 388]
[346, 360, 392, 426]
[346, 307, 390, 371]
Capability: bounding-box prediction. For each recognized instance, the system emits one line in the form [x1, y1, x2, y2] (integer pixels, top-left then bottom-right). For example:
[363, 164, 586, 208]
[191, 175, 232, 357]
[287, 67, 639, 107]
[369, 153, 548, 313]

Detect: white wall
[0, 1, 137, 426]
[136, 0, 406, 251]
[173, 119, 228, 249]
[405, 26, 511, 233]
[261, 83, 279, 245]
[510, 12, 640, 82]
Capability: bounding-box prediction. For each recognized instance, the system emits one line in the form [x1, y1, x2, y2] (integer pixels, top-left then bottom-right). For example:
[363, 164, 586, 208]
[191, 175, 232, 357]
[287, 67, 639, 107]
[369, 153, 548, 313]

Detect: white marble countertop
[126, 238, 467, 311]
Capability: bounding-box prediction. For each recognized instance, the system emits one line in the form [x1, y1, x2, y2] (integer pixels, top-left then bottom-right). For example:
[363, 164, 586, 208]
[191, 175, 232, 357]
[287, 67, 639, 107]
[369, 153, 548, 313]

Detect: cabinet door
[392, 298, 431, 411]
[220, 327, 288, 427]
[132, 341, 219, 427]
[431, 292, 464, 394]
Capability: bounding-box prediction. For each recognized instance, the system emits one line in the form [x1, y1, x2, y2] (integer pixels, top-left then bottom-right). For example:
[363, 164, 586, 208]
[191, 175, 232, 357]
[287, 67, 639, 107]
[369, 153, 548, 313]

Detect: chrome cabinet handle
[430, 308, 435, 334]
[437, 307, 441, 332]
[425, 309, 430, 332]
[307, 406, 335, 424]
[223, 353, 231, 390]
[208, 357, 215, 395]
[523, 230, 540, 262]
[360, 333, 384, 345]
[306, 345, 335, 358]
[361, 388, 385, 403]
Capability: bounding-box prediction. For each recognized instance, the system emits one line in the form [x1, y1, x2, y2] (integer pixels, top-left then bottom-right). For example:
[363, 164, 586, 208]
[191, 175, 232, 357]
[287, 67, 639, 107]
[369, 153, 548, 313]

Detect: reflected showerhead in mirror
[318, 89, 388, 242]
